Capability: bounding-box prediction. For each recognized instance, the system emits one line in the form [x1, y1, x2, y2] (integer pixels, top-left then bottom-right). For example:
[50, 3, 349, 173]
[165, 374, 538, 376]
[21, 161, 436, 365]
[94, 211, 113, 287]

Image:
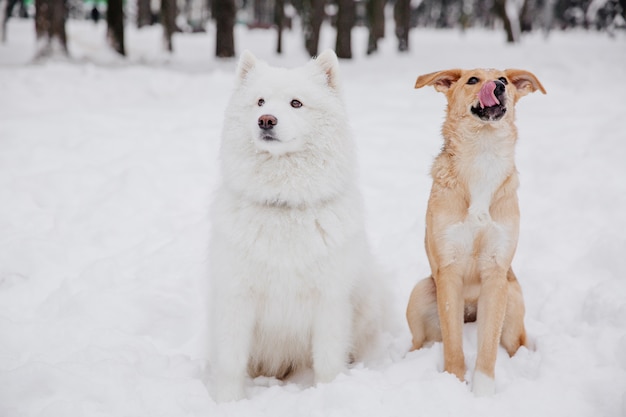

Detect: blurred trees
[335, 0, 355, 57]
[2, 0, 29, 42]
[213, 0, 236, 56]
[136, 0, 152, 27]
[303, 0, 325, 55]
[493, 0, 519, 42]
[276, 0, 286, 52]
[366, 0, 385, 53]
[161, 0, 176, 51]
[394, 0, 410, 50]
[106, 0, 124, 54]
[34, 0, 68, 58]
[15, 0, 624, 61]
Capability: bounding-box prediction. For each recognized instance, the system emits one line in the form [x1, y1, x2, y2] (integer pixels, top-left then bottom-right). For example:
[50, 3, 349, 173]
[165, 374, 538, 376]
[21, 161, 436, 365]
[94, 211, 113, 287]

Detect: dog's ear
[505, 69, 547, 97]
[236, 50, 257, 83]
[314, 49, 340, 90]
[414, 69, 463, 93]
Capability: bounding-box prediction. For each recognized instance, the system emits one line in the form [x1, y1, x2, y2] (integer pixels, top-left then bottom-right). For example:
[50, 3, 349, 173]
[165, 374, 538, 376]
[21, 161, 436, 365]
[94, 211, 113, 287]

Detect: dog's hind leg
[406, 276, 441, 350]
[500, 269, 527, 356]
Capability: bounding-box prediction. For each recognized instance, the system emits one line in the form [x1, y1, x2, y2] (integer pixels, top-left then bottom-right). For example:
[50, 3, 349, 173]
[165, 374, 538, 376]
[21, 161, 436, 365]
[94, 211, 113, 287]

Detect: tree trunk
[275, 0, 285, 53]
[107, 0, 125, 56]
[335, 0, 354, 58]
[303, 0, 324, 57]
[394, 0, 410, 52]
[519, 0, 533, 32]
[494, 0, 518, 42]
[161, 0, 176, 52]
[1, 0, 8, 43]
[34, 0, 68, 59]
[137, 0, 152, 28]
[213, 0, 235, 57]
[366, 0, 385, 54]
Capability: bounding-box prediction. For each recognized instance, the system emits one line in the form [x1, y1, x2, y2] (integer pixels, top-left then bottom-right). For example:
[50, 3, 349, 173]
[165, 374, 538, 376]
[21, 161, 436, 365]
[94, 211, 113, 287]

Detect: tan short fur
[407, 68, 545, 395]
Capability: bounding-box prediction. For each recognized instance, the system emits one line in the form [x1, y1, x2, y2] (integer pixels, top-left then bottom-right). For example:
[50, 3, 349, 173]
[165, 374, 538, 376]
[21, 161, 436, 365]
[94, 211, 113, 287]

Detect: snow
[1, 18, 626, 417]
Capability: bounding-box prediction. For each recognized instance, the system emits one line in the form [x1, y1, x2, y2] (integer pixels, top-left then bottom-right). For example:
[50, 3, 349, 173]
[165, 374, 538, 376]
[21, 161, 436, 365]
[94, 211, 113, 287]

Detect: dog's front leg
[435, 266, 466, 381]
[211, 293, 255, 403]
[473, 266, 508, 396]
[312, 293, 351, 384]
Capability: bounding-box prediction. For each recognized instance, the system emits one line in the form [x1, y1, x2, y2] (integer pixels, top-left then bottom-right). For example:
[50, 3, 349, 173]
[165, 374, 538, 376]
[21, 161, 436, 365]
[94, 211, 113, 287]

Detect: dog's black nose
[258, 114, 277, 130]
[494, 80, 505, 96]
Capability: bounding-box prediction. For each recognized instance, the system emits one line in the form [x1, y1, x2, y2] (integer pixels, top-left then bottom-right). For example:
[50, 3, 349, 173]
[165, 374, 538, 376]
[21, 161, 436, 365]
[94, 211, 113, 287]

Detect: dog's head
[227, 49, 344, 156]
[414, 68, 546, 123]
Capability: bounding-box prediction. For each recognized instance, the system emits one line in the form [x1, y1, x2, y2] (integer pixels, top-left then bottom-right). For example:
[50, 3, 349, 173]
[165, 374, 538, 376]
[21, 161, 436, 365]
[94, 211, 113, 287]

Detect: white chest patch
[439, 135, 516, 267]
[463, 136, 513, 224]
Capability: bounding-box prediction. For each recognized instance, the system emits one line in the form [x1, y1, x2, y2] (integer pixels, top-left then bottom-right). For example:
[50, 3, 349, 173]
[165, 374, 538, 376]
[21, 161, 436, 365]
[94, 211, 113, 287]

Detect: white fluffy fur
[209, 50, 386, 403]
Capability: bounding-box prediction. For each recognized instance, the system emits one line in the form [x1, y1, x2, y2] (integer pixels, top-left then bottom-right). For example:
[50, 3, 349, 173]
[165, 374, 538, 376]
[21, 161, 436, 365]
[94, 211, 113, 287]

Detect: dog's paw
[472, 371, 496, 396]
[314, 367, 343, 385]
[313, 360, 345, 385]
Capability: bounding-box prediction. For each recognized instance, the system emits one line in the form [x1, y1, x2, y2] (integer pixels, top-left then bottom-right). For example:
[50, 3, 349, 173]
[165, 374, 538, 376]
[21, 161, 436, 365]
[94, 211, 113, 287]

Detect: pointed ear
[505, 69, 547, 98]
[314, 49, 340, 90]
[236, 50, 257, 83]
[414, 69, 463, 93]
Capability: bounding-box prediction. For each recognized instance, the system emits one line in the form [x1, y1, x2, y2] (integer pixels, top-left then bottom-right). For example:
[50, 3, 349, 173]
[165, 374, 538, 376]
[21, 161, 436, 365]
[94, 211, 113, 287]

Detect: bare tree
[1, 0, 7, 43]
[303, 0, 324, 57]
[107, 0, 125, 55]
[494, 0, 520, 42]
[34, 0, 68, 59]
[519, 0, 534, 31]
[137, 0, 152, 28]
[162, 0, 176, 51]
[3, 0, 29, 43]
[394, 0, 410, 51]
[366, 0, 385, 54]
[335, 0, 355, 58]
[275, 0, 285, 53]
[213, 0, 235, 57]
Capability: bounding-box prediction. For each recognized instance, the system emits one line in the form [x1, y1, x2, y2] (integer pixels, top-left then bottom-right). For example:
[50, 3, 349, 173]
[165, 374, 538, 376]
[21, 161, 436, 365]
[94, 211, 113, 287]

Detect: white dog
[209, 50, 386, 403]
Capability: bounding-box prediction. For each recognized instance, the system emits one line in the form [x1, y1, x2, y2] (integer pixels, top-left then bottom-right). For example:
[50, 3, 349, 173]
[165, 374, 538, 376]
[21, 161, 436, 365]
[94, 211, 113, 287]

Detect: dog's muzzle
[471, 80, 507, 121]
[258, 114, 279, 141]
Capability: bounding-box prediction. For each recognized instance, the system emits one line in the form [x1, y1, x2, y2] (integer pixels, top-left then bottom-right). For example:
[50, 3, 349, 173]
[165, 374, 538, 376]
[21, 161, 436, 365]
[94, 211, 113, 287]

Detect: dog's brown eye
[498, 77, 508, 85]
[290, 99, 302, 108]
[258, 98, 265, 107]
[467, 77, 479, 85]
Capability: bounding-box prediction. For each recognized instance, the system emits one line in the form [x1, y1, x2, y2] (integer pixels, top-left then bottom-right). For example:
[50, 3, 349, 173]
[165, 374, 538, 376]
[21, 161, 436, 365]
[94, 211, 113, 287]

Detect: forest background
[1, 0, 624, 62]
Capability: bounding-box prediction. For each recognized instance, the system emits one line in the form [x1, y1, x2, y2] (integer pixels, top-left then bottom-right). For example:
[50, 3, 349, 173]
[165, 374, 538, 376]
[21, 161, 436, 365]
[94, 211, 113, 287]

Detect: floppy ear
[505, 69, 547, 97]
[314, 49, 340, 90]
[235, 50, 257, 83]
[414, 69, 463, 93]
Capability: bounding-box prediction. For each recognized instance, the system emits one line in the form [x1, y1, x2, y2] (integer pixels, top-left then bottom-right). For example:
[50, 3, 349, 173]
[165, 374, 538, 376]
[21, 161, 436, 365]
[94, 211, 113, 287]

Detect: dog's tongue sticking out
[478, 81, 500, 108]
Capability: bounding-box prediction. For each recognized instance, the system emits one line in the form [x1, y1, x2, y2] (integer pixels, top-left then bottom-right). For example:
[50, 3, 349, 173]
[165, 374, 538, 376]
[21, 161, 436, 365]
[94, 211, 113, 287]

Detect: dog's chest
[438, 135, 517, 268]
[457, 135, 514, 220]
[217, 191, 360, 273]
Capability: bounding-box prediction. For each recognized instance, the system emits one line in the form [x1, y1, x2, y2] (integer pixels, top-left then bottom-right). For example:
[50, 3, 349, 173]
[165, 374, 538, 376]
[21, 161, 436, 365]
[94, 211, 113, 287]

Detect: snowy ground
[1, 18, 626, 417]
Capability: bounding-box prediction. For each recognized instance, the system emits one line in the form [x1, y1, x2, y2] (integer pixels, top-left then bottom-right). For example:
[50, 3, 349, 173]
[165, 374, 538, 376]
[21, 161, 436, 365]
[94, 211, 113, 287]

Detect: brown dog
[407, 68, 545, 396]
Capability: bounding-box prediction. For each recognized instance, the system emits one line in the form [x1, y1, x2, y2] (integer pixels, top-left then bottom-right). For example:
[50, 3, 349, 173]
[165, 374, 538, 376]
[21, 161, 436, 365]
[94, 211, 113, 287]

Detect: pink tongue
[478, 81, 500, 108]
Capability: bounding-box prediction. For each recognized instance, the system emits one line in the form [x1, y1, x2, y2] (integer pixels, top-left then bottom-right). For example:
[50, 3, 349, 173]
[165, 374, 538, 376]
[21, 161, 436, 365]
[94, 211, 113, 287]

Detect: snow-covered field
[1, 18, 625, 417]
